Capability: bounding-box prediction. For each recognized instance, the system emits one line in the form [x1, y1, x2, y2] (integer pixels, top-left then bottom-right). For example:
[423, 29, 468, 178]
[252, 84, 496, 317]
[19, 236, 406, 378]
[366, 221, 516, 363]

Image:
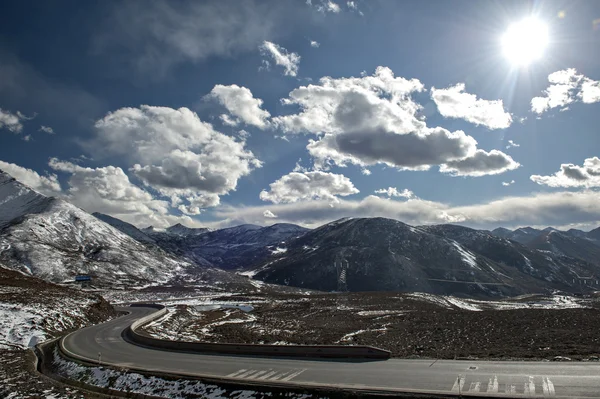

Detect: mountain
[251, 218, 600, 297]
[99, 214, 310, 270]
[0, 170, 196, 286]
[92, 212, 156, 244]
[492, 227, 542, 245]
[526, 230, 600, 266]
[588, 227, 600, 241]
[165, 223, 211, 236]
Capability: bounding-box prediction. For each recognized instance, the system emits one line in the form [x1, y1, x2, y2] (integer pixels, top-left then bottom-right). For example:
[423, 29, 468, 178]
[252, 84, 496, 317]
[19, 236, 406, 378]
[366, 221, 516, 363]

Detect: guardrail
[125, 303, 391, 359]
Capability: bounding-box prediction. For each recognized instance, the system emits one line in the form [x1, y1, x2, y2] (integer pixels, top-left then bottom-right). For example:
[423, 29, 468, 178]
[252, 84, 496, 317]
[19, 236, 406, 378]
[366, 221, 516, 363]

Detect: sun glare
[502, 18, 549, 66]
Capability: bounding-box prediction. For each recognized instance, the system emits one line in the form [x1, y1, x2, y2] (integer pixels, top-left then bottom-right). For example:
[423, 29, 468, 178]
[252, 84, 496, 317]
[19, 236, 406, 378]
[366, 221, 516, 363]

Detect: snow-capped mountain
[0, 170, 196, 286]
[92, 212, 157, 244]
[251, 218, 600, 297]
[98, 214, 310, 270]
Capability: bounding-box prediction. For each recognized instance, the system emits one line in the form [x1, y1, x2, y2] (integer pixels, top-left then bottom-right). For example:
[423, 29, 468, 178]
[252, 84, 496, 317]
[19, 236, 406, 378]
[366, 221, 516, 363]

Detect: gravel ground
[143, 291, 600, 361]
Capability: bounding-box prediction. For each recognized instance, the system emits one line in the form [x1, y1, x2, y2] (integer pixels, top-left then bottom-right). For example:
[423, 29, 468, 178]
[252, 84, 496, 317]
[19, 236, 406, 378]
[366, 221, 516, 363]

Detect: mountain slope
[527, 230, 600, 266]
[252, 218, 600, 297]
[92, 212, 156, 244]
[0, 170, 193, 286]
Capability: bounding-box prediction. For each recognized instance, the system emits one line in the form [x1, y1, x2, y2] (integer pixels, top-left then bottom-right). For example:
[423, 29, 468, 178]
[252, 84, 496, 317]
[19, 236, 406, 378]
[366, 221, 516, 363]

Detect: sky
[1, 0, 600, 231]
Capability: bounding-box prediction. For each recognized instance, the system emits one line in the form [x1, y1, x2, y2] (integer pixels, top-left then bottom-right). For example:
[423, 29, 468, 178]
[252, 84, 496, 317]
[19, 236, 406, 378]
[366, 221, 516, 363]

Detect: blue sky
[1, 0, 600, 230]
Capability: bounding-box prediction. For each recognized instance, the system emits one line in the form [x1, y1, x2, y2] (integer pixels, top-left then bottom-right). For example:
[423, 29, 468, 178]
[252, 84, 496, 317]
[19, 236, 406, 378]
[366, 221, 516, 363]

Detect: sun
[502, 18, 549, 66]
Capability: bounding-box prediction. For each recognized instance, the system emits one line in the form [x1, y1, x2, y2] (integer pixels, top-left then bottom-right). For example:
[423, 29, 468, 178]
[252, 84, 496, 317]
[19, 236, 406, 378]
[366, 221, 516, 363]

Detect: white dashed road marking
[451, 374, 465, 393]
[281, 369, 306, 381]
[226, 369, 247, 378]
[469, 381, 481, 392]
[487, 376, 498, 393]
[524, 376, 536, 397]
[543, 377, 556, 397]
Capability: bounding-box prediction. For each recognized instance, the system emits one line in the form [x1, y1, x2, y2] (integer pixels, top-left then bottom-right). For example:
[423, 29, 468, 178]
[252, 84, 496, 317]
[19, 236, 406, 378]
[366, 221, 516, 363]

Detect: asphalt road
[61, 306, 600, 398]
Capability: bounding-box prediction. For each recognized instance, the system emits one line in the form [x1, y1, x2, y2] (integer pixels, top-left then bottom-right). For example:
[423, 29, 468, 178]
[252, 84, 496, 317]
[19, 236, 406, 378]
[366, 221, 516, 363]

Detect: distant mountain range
[2, 167, 600, 297]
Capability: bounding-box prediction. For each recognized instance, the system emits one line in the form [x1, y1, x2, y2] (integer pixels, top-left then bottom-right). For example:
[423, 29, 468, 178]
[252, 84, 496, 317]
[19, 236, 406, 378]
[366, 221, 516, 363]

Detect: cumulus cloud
[506, 140, 519, 149]
[88, 105, 261, 213]
[531, 68, 600, 114]
[374, 187, 416, 199]
[39, 125, 55, 134]
[502, 180, 515, 186]
[0, 109, 24, 133]
[530, 157, 600, 188]
[207, 84, 271, 129]
[48, 158, 192, 228]
[259, 41, 300, 77]
[214, 190, 600, 230]
[439, 149, 520, 177]
[259, 170, 359, 204]
[310, 40, 320, 48]
[0, 160, 61, 196]
[263, 210, 277, 218]
[431, 83, 512, 129]
[272, 67, 510, 176]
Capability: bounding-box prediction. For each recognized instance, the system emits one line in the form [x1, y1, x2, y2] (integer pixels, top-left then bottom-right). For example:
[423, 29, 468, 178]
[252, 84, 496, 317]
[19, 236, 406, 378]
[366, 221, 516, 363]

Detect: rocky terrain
[142, 291, 600, 361]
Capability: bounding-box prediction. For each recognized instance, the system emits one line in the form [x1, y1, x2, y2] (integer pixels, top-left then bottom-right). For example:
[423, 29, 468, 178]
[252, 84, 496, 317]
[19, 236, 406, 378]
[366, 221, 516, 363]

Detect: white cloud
[22, 135, 32, 142]
[502, 180, 515, 186]
[325, 1, 341, 13]
[214, 190, 600, 231]
[439, 149, 520, 177]
[263, 210, 277, 218]
[506, 139, 520, 149]
[431, 83, 512, 129]
[374, 187, 416, 199]
[361, 168, 371, 175]
[273, 67, 514, 176]
[310, 40, 320, 48]
[88, 105, 261, 213]
[530, 156, 600, 188]
[347, 1, 357, 9]
[259, 41, 301, 77]
[207, 84, 271, 129]
[39, 125, 55, 134]
[48, 158, 192, 228]
[0, 109, 24, 133]
[531, 68, 600, 114]
[259, 170, 359, 204]
[0, 160, 61, 196]
[238, 129, 251, 140]
[219, 113, 238, 126]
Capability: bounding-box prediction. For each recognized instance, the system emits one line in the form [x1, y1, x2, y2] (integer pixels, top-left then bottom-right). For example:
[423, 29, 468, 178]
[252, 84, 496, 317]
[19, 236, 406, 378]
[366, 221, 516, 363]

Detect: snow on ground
[0, 299, 95, 349]
[451, 241, 481, 270]
[270, 247, 287, 255]
[407, 292, 590, 311]
[52, 348, 312, 399]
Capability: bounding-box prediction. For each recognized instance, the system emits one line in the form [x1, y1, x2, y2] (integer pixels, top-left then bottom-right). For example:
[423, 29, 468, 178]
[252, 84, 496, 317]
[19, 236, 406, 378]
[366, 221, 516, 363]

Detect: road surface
[61, 306, 600, 398]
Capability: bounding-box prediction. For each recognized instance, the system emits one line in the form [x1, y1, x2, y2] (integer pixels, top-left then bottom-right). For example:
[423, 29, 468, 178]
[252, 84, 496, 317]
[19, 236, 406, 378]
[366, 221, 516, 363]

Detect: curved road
[61, 306, 600, 398]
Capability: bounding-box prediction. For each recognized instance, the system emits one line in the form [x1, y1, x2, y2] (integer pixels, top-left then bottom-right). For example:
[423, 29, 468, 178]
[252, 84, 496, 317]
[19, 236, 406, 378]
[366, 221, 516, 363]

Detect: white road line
[269, 371, 293, 381]
[236, 369, 258, 379]
[543, 377, 556, 397]
[226, 369, 247, 378]
[524, 376, 536, 397]
[451, 374, 465, 393]
[247, 370, 269, 379]
[506, 384, 516, 394]
[487, 376, 499, 393]
[469, 381, 481, 392]
[256, 370, 278, 380]
[281, 369, 306, 382]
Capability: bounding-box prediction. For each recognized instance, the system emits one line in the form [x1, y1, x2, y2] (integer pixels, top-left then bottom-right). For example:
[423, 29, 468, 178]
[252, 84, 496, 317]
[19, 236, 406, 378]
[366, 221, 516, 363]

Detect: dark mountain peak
[492, 227, 512, 234]
[515, 227, 540, 235]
